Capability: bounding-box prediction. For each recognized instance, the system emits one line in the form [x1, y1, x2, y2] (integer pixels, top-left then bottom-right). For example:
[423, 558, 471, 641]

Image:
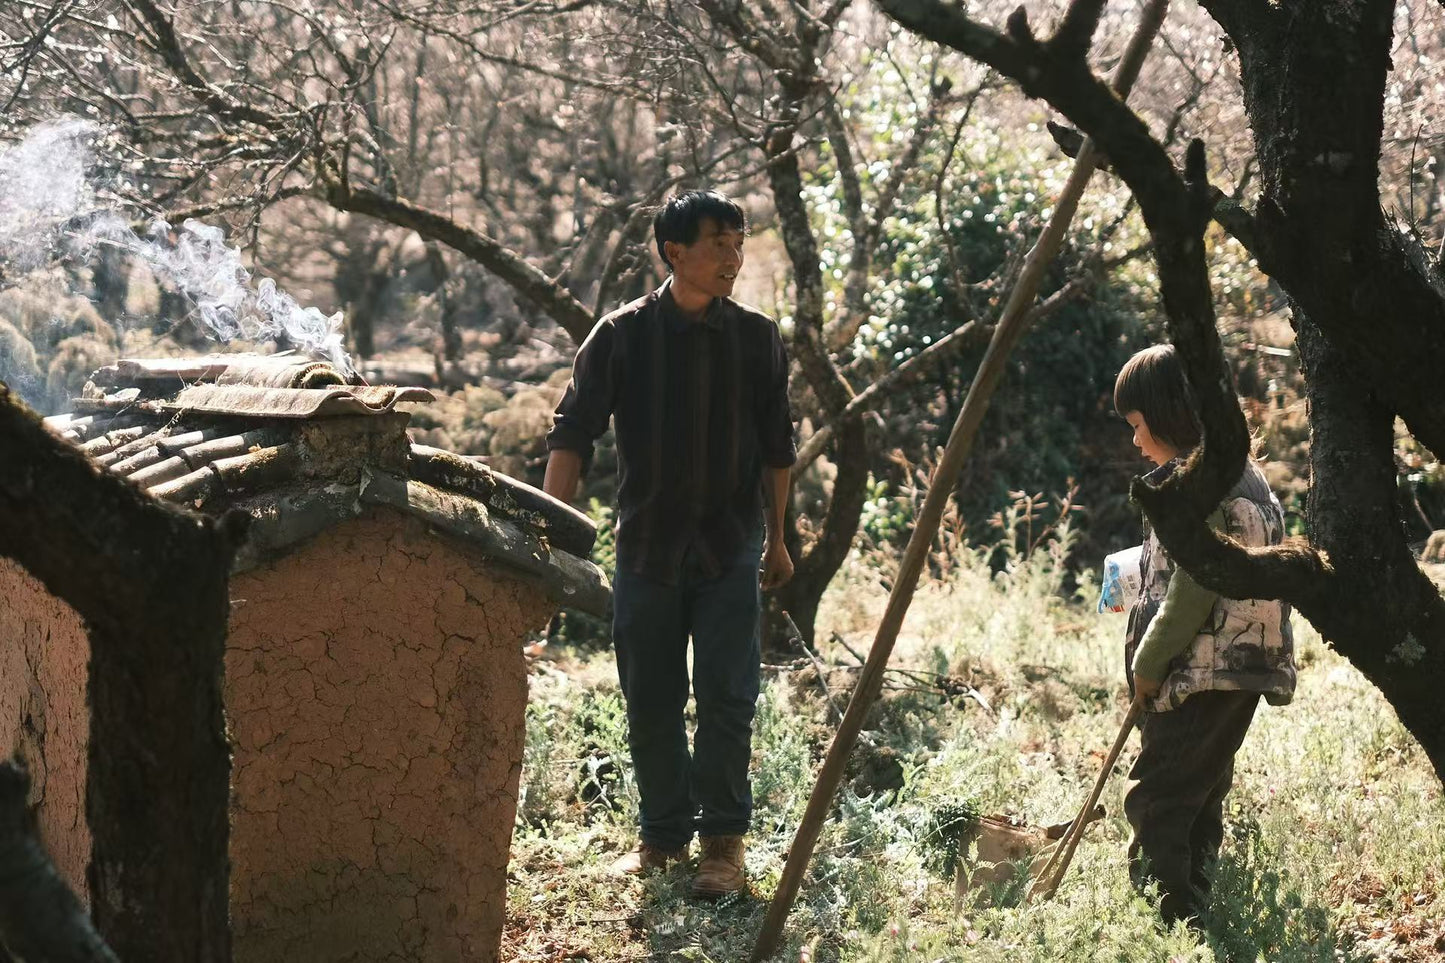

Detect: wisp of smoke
[0, 118, 352, 374]
[75, 215, 349, 372]
[0, 118, 100, 272]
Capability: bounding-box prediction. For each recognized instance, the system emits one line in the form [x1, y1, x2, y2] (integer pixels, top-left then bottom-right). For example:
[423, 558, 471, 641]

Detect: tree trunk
[763, 97, 875, 649]
[425, 244, 464, 364]
[347, 268, 387, 360]
[773, 419, 871, 645]
[1293, 321, 1445, 776]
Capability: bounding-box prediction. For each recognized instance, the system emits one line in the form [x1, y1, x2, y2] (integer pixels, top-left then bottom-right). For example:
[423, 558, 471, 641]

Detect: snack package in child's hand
[1097, 545, 1143, 614]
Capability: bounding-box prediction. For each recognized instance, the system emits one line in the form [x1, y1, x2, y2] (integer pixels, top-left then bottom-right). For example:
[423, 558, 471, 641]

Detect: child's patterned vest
[1125, 458, 1297, 712]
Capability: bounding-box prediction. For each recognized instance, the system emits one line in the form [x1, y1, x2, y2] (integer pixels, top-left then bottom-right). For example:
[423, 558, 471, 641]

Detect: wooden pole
[750, 4, 1169, 958]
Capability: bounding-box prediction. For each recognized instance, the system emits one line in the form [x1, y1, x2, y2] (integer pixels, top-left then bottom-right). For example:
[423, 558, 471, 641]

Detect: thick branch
[1047, 120, 1260, 256]
[878, 0, 1255, 538]
[327, 185, 596, 343]
[1049, 0, 1107, 61]
[693, 0, 801, 74]
[1199, 0, 1445, 459]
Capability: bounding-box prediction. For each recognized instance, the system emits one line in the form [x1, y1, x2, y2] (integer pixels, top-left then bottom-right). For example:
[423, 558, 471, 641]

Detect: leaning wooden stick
[1027, 698, 1144, 902]
[749, 3, 1170, 958]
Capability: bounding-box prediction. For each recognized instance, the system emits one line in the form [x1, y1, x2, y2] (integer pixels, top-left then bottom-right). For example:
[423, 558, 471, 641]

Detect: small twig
[829, 630, 868, 666]
[782, 611, 844, 722]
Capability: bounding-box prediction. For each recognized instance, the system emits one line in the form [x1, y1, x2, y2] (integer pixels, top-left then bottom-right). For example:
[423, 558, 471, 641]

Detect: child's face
[1124, 411, 1179, 466]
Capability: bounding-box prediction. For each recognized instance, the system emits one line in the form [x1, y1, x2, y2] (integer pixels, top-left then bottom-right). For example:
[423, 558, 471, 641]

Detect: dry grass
[507, 537, 1445, 961]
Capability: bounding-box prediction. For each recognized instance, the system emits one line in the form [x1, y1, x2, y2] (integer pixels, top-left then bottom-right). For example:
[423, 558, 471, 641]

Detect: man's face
[668, 217, 745, 299]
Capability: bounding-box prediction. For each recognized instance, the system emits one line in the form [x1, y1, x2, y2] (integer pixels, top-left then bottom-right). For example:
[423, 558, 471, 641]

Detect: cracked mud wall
[226, 507, 555, 963]
[0, 557, 92, 902]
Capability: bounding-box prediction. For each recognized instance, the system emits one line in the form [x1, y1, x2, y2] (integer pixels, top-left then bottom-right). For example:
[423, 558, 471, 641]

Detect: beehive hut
[0, 354, 608, 963]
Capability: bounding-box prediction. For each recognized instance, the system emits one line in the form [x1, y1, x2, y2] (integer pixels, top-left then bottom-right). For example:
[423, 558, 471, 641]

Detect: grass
[505, 535, 1445, 962]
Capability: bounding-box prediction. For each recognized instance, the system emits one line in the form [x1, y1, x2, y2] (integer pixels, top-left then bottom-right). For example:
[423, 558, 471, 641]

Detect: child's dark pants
[611, 532, 763, 851]
[1124, 689, 1261, 925]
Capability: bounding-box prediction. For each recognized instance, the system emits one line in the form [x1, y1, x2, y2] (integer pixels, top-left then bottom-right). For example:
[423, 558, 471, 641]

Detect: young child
[1114, 344, 1296, 926]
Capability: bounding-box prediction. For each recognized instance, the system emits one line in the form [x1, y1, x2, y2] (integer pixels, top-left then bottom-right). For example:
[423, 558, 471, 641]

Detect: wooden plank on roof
[167, 384, 433, 419]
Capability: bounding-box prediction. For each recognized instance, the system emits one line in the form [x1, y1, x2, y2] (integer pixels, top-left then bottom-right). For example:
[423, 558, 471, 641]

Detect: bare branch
[875, 0, 1297, 603]
[795, 271, 1095, 475]
[1049, 0, 1107, 61]
[825, 75, 956, 351]
[162, 185, 310, 225]
[0, 0, 79, 114]
[693, 0, 802, 75]
[122, 0, 288, 130]
[326, 185, 597, 342]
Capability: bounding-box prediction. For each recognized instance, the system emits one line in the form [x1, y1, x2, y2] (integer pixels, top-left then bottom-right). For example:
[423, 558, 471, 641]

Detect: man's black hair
[1113, 343, 1203, 452]
[653, 190, 746, 271]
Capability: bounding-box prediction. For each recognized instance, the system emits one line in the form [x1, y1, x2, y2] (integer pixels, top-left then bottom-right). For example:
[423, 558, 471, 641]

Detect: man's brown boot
[609, 841, 687, 877]
[692, 835, 746, 896]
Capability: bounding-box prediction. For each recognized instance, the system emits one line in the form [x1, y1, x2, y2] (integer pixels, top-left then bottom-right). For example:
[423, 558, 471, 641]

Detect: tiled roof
[44, 354, 608, 615]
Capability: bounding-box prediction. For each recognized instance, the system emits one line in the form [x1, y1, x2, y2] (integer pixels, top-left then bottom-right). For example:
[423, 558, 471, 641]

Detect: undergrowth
[507, 524, 1445, 962]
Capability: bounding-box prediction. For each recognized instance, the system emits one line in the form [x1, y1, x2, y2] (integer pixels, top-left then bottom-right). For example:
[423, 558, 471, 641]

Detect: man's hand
[761, 537, 793, 591]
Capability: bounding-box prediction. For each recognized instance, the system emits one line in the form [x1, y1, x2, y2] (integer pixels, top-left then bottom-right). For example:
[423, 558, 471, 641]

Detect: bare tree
[0, 0, 737, 344]
[4, 0, 1161, 643]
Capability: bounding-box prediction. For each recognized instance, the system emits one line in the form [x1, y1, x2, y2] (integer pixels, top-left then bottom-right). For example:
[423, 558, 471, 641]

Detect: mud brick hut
[0, 354, 608, 963]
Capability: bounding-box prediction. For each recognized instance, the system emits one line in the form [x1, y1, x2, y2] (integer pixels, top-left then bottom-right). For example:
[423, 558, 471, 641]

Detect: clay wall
[226, 508, 554, 962]
[0, 556, 92, 900]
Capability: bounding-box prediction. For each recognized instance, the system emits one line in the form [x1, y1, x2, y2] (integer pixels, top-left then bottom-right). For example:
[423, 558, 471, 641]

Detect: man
[543, 190, 796, 896]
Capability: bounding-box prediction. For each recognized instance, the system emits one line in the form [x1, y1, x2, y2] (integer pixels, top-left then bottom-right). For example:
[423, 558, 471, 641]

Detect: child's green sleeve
[1131, 507, 1227, 683]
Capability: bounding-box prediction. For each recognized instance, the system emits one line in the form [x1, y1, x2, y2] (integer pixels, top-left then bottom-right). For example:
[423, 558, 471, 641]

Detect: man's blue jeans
[611, 533, 763, 850]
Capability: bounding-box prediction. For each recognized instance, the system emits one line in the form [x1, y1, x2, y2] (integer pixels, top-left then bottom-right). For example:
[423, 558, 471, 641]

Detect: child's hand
[1134, 674, 1162, 699]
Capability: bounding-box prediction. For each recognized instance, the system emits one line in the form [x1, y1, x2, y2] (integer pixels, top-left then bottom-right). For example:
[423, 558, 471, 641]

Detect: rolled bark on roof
[215, 356, 348, 389]
[210, 444, 304, 498]
[170, 384, 433, 419]
[148, 463, 223, 504]
[174, 429, 285, 469]
[126, 453, 193, 489]
[109, 427, 238, 478]
[46, 411, 151, 443]
[157, 428, 222, 455]
[99, 425, 183, 468]
[409, 445, 597, 558]
[108, 443, 166, 475]
[93, 356, 240, 386]
[359, 469, 610, 617]
[79, 425, 149, 457]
